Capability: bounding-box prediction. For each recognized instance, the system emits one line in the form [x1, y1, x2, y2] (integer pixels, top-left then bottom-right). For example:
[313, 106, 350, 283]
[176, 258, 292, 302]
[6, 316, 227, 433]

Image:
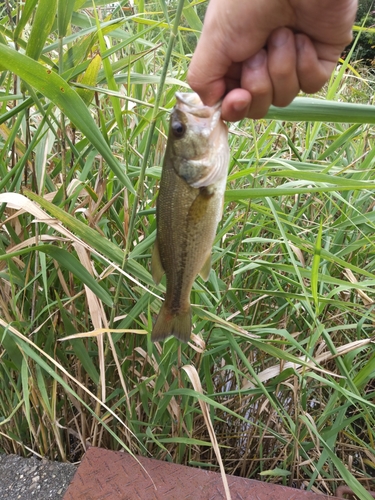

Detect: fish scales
[151, 92, 229, 343]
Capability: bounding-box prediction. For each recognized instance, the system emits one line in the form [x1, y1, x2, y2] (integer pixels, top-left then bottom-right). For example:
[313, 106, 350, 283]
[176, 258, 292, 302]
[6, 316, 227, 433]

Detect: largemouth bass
[151, 92, 229, 343]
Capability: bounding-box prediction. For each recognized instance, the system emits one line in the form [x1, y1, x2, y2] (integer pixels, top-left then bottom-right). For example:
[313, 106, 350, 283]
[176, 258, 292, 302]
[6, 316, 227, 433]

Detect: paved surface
[0, 453, 77, 499]
[65, 447, 336, 500]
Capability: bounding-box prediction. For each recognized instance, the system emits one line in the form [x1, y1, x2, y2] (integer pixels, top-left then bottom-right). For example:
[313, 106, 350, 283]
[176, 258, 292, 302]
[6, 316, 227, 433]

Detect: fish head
[168, 92, 229, 188]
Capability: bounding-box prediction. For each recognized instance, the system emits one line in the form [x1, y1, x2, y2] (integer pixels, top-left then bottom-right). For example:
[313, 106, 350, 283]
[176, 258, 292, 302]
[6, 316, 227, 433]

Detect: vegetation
[350, 0, 375, 63]
[0, 1, 375, 498]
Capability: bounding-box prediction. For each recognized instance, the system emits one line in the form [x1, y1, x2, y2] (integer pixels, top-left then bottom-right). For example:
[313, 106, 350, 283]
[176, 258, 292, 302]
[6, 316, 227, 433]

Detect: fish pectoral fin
[199, 254, 211, 281]
[190, 144, 230, 188]
[151, 240, 165, 285]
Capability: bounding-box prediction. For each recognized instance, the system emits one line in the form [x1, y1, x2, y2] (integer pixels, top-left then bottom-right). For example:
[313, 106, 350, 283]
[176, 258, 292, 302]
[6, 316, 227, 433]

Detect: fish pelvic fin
[151, 303, 192, 343]
[151, 239, 165, 285]
[199, 254, 211, 281]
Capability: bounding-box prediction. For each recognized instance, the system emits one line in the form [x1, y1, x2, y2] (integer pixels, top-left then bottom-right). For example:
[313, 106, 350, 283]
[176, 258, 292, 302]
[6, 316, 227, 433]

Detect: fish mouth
[175, 92, 222, 119]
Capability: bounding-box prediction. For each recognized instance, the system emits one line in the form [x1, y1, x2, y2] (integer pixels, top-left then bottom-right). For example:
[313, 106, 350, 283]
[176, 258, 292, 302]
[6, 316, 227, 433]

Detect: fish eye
[171, 121, 186, 138]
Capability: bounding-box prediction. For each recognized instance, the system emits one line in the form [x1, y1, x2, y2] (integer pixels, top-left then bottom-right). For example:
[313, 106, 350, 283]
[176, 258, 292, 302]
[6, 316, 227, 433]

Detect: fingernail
[246, 50, 266, 69]
[233, 99, 249, 112]
[272, 29, 288, 47]
[296, 35, 305, 51]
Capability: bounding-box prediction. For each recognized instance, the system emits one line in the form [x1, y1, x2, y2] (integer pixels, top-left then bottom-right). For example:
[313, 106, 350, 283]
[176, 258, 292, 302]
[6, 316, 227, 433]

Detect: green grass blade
[183, 0, 202, 32]
[92, 2, 124, 136]
[14, 0, 39, 41]
[58, 0, 76, 38]
[25, 0, 58, 61]
[266, 97, 375, 123]
[311, 220, 323, 310]
[225, 184, 375, 201]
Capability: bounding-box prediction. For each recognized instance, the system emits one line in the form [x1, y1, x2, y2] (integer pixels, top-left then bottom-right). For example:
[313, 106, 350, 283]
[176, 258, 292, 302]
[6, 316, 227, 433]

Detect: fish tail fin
[151, 303, 191, 343]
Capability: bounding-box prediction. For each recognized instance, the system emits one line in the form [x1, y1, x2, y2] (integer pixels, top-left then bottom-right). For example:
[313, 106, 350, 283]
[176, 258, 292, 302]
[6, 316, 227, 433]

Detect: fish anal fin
[152, 303, 191, 343]
[199, 254, 211, 281]
[151, 240, 165, 285]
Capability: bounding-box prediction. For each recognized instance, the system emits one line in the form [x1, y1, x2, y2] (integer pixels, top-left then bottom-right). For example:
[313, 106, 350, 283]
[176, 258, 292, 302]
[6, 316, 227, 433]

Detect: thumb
[187, 32, 231, 106]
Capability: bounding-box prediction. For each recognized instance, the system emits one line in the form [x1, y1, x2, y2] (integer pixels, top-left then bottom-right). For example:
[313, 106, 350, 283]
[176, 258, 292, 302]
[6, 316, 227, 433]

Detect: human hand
[187, 0, 358, 121]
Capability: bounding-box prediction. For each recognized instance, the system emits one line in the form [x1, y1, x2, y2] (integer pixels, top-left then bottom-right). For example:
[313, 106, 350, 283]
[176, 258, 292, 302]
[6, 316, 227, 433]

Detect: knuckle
[249, 84, 271, 99]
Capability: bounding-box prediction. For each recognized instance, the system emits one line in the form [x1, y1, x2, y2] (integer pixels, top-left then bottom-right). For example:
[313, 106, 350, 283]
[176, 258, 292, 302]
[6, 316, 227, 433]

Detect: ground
[0, 454, 77, 500]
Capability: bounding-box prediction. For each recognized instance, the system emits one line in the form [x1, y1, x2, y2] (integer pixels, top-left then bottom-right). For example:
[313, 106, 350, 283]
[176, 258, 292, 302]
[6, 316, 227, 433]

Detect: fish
[151, 92, 229, 343]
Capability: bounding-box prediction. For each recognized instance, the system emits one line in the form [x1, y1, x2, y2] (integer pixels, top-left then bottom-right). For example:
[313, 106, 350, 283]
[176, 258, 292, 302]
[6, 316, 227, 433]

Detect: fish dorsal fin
[151, 240, 165, 285]
[199, 254, 211, 281]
